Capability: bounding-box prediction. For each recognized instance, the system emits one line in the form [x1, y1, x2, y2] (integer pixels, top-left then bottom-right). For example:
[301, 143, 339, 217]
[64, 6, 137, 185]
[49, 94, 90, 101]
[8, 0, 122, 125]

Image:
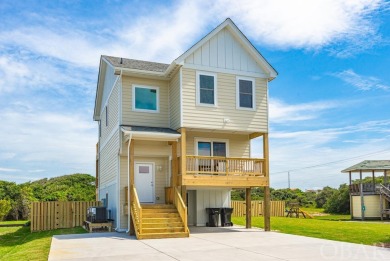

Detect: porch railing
[130, 185, 142, 238]
[349, 183, 390, 194]
[185, 155, 265, 176]
[173, 187, 188, 233]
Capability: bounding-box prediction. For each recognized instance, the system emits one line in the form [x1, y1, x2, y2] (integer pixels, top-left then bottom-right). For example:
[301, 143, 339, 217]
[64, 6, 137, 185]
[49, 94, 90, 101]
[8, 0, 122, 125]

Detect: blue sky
[0, 0, 389, 189]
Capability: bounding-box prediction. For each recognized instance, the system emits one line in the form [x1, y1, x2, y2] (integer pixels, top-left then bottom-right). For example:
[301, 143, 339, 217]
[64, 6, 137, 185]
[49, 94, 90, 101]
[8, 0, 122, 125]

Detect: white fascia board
[93, 58, 107, 121]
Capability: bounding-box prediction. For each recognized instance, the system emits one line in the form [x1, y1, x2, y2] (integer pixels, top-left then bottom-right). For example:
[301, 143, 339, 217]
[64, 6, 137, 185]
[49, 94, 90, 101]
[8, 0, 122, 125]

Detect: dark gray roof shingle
[341, 160, 390, 173]
[121, 125, 179, 135]
[103, 55, 169, 73]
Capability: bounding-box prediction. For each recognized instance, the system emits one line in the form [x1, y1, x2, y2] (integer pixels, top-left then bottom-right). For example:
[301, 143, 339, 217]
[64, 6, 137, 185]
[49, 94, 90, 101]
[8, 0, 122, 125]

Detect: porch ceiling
[121, 125, 181, 142]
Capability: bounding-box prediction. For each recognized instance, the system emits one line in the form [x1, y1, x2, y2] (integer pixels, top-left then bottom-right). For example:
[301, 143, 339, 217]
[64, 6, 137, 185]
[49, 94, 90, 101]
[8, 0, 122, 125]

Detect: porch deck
[178, 155, 268, 187]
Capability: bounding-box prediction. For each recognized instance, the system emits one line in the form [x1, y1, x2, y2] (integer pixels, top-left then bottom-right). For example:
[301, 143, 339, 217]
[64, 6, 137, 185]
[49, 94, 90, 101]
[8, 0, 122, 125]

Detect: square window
[133, 86, 159, 112]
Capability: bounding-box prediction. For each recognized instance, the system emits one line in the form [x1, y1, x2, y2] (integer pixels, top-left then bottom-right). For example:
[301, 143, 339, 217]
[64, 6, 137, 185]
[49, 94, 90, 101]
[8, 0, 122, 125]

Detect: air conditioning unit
[87, 206, 107, 223]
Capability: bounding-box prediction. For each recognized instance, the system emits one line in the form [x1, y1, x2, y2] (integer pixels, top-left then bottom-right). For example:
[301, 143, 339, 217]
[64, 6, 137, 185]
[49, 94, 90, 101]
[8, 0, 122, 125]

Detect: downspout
[126, 134, 132, 233]
[116, 69, 123, 231]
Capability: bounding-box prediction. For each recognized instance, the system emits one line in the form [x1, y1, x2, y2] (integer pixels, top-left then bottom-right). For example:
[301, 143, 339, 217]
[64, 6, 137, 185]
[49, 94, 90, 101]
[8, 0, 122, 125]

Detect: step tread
[142, 227, 186, 233]
[138, 231, 189, 239]
[141, 204, 175, 209]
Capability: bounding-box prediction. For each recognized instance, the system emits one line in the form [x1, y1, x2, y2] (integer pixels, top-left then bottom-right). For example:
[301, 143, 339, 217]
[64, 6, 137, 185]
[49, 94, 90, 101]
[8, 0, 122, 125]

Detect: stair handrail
[380, 184, 390, 198]
[174, 187, 188, 232]
[130, 185, 142, 237]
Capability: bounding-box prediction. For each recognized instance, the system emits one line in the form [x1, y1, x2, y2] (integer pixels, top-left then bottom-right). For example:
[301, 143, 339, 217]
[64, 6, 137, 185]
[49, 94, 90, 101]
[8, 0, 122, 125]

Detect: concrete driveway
[49, 226, 389, 261]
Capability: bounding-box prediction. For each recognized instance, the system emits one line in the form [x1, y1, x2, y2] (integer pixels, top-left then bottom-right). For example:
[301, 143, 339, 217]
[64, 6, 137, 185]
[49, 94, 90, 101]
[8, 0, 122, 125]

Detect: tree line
[232, 176, 385, 214]
[0, 174, 95, 221]
[0, 173, 385, 220]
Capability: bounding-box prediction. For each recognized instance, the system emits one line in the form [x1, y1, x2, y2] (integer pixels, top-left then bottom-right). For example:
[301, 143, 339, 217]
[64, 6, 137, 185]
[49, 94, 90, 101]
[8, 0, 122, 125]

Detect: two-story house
[93, 18, 277, 239]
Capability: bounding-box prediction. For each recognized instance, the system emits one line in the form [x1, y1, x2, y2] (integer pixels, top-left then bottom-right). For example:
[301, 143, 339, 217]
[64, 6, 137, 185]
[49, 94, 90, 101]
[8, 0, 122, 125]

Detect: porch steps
[138, 204, 189, 239]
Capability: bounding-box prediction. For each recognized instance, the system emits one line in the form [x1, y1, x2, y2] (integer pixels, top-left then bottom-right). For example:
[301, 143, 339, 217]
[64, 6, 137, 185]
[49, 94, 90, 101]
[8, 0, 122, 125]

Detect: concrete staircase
[138, 204, 189, 239]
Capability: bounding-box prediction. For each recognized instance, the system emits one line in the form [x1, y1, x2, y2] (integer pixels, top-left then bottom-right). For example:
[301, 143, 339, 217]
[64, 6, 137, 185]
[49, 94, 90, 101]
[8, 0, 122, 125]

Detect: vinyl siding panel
[182, 68, 268, 132]
[186, 131, 250, 157]
[184, 28, 265, 74]
[119, 156, 128, 229]
[98, 183, 117, 227]
[101, 64, 118, 112]
[101, 79, 119, 142]
[352, 195, 386, 219]
[194, 189, 230, 226]
[169, 70, 181, 130]
[122, 76, 169, 127]
[99, 129, 119, 186]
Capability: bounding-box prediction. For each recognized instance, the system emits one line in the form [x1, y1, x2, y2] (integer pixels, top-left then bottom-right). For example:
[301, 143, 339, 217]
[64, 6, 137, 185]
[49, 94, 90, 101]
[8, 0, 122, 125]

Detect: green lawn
[0, 220, 28, 226]
[0, 225, 86, 261]
[232, 216, 390, 245]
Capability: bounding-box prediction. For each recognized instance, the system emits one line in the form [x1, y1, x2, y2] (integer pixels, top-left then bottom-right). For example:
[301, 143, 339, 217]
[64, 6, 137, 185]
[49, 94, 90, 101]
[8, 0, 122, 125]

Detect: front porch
[122, 126, 271, 238]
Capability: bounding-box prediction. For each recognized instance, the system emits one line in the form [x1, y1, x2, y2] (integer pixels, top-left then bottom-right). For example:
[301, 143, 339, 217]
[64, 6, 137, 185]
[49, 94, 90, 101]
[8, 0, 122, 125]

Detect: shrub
[0, 199, 12, 220]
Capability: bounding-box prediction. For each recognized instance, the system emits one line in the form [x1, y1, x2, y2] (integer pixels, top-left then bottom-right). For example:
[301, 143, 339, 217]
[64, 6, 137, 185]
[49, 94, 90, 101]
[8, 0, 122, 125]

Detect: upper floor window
[236, 77, 255, 110]
[196, 71, 217, 106]
[132, 85, 159, 113]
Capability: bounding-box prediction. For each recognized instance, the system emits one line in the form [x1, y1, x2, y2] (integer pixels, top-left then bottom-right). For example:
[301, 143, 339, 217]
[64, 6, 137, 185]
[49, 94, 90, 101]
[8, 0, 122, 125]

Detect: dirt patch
[374, 242, 390, 248]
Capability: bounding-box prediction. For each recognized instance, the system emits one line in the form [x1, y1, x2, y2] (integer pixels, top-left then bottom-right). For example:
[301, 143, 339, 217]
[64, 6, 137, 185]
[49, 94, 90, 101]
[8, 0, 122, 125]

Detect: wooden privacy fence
[231, 201, 285, 217]
[31, 201, 101, 232]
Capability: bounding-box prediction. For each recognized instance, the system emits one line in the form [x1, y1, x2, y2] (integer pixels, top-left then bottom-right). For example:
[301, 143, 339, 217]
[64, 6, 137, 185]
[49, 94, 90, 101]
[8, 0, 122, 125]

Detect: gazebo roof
[341, 160, 390, 173]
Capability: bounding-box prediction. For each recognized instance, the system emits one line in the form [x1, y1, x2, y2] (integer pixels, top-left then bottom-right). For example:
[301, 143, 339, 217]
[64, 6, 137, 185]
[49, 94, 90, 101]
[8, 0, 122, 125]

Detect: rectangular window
[196, 140, 227, 157]
[196, 71, 217, 106]
[99, 122, 101, 137]
[132, 85, 159, 112]
[236, 77, 255, 110]
[196, 140, 228, 173]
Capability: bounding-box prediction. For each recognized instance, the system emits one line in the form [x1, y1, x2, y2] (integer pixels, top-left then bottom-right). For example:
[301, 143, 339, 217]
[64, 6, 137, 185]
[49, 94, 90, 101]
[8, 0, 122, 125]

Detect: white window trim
[236, 76, 256, 111]
[194, 138, 230, 157]
[196, 71, 217, 107]
[132, 85, 160, 113]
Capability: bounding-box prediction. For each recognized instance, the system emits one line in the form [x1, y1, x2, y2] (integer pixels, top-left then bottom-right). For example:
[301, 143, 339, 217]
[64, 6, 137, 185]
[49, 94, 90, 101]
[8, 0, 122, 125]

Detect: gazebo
[342, 160, 390, 220]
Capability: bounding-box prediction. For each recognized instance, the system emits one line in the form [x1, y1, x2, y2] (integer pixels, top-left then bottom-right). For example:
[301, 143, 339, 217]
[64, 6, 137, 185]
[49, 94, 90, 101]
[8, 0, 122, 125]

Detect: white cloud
[213, 0, 385, 55]
[0, 167, 20, 172]
[0, 152, 16, 160]
[269, 98, 338, 123]
[0, 108, 96, 170]
[252, 119, 390, 189]
[28, 169, 45, 173]
[332, 69, 390, 91]
[0, 0, 385, 71]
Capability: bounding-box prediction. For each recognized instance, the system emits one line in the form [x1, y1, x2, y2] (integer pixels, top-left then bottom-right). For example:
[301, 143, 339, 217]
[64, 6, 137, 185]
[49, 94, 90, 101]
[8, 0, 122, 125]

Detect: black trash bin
[206, 208, 221, 227]
[221, 208, 234, 227]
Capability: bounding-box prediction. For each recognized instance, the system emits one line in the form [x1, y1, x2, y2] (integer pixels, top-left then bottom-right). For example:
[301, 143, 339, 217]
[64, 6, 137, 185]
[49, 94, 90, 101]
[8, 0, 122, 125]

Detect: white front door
[135, 163, 154, 203]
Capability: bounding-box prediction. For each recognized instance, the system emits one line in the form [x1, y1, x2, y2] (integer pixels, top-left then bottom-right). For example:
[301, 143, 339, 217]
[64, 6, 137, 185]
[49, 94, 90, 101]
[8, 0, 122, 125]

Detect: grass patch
[0, 226, 87, 261]
[0, 220, 28, 226]
[314, 214, 351, 221]
[232, 216, 390, 245]
[301, 207, 325, 214]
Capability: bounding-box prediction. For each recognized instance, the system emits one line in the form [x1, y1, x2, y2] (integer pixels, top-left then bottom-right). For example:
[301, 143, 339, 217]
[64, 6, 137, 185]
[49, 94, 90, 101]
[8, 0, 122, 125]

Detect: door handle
[151, 181, 154, 186]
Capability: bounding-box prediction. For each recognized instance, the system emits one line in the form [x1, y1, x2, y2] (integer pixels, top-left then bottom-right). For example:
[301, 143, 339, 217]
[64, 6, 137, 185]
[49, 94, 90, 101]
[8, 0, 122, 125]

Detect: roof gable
[175, 18, 277, 79]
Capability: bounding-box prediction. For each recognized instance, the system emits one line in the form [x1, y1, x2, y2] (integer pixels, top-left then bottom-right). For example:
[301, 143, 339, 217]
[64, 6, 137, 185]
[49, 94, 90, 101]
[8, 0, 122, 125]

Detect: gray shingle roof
[341, 160, 390, 173]
[102, 55, 169, 73]
[121, 125, 179, 135]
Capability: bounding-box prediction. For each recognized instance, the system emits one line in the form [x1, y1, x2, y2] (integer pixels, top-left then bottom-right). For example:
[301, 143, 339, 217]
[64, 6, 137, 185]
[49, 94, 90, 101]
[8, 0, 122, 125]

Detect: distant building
[342, 160, 390, 220]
